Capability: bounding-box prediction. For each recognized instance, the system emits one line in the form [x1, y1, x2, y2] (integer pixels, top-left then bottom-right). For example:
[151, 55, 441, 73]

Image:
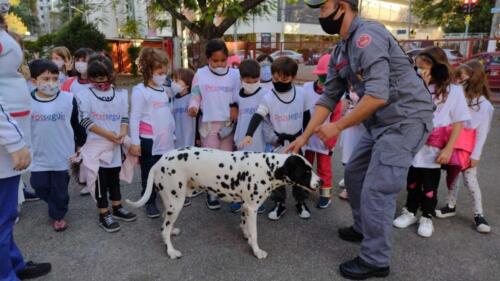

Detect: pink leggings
[201, 133, 234, 151]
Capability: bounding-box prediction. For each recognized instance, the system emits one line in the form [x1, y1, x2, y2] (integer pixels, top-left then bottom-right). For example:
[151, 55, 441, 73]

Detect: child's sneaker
[112, 206, 137, 222]
[99, 212, 120, 233]
[80, 186, 91, 196]
[338, 178, 345, 188]
[146, 203, 161, 218]
[184, 198, 192, 207]
[435, 205, 456, 218]
[52, 220, 68, 232]
[393, 208, 418, 228]
[257, 205, 266, 214]
[206, 194, 221, 210]
[417, 217, 434, 238]
[316, 196, 332, 209]
[268, 202, 287, 220]
[474, 214, 491, 233]
[230, 202, 242, 213]
[296, 202, 311, 219]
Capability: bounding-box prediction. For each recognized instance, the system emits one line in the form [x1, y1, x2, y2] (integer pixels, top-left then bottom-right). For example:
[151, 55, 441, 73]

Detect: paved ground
[14, 108, 500, 281]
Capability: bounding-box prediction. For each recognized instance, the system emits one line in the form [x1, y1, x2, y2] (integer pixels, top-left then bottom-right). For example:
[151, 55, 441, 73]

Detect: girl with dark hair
[61, 48, 95, 100]
[76, 54, 137, 232]
[393, 46, 471, 238]
[435, 60, 495, 233]
[187, 38, 241, 210]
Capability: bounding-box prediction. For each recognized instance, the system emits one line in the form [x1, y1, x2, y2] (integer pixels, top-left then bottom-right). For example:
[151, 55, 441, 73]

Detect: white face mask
[210, 66, 228, 75]
[53, 59, 65, 70]
[171, 81, 184, 95]
[242, 82, 260, 94]
[75, 62, 88, 75]
[38, 82, 59, 97]
[152, 74, 167, 87]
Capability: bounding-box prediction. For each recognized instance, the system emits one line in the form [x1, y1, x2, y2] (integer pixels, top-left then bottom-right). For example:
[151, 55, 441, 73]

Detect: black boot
[17, 261, 52, 280]
[338, 226, 364, 243]
[339, 257, 390, 280]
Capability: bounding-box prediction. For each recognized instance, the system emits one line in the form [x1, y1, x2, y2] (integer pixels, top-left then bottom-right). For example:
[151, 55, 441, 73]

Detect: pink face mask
[92, 81, 112, 91]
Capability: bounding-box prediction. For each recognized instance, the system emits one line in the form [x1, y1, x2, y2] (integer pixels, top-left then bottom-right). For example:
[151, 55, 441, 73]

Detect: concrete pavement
[14, 109, 500, 281]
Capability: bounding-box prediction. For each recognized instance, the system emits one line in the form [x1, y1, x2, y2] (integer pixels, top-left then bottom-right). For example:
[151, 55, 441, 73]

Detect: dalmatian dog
[126, 147, 322, 259]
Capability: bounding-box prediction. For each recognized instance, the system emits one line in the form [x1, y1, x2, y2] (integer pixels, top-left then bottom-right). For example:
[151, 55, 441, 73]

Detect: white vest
[265, 86, 305, 136]
[234, 88, 266, 152]
[30, 91, 75, 171]
[173, 93, 195, 148]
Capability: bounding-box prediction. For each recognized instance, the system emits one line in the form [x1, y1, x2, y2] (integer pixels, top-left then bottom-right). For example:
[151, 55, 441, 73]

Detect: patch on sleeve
[356, 34, 372, 49]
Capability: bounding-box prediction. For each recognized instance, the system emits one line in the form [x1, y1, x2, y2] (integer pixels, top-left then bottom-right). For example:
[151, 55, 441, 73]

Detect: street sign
[492, 7, 500, 13]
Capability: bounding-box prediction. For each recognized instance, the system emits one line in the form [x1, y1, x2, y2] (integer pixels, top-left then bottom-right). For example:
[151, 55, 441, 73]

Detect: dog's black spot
[216, 175, 221, 180]
[168, 156, 175, 161]
[171, 169, 176, 174]
[253, 191, 258, 195]
[272, 155, 275, 159]
[247, 183, 251, 191]
[194, 151, 200, 156]
[224, 175, 229, 180]
[178, 182, 183, 189]
[171, 190, 177, 195]
[167, 211, 173, 216]
[221, 182, 230, 189]
[196, 173, 199, 176]
[229, 165, 233, 170]
[233, 156, 237, 162]
[190, 177, 194, 181]
[242, 211, 246, 217]
[165, 221, 170, 226]
[255, 162, 259, 167]
[217, 193, 226, 199]
[158, 183, 164, 191]
[260, 180, 266, 185]
[219, 163, 224, 168]
[177, 153, 189, 161]
[161, 167, 166, 173]
[153, 185, 159, 192]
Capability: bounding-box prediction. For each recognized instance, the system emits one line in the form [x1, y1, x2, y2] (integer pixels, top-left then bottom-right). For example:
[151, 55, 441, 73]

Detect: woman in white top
[188, 39, 241, 210]
[61, 48, 94, 97]
[435, 60, 495, 233]
[51, 46, 73, 84]
[129, 48, 175, 219]
[393, 46, 471, 238]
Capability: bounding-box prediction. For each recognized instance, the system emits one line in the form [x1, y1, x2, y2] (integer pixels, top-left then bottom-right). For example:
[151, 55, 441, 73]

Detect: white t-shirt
[173, 92, 196, 148]
[412, 84, 471, 168]
[465, 96, 494, 160]
[303, 81, 331, 155]
[234, 88, 266, 152]
[30, 91, 75, 171]
[191, 66, 240, 122]
[70, 79, 91, 99]
[77, 87, 129, 168]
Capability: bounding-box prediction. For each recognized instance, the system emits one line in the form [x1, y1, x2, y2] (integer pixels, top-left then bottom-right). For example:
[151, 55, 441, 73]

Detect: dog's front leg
[246, 207, 268, 259]
[240, 209, 250, 239]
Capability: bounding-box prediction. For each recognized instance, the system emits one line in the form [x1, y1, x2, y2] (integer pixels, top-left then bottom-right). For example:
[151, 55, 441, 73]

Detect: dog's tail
[125, 162, 156, 208]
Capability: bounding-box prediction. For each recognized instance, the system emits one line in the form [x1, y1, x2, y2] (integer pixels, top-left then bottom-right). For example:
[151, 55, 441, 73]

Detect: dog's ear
[274, 165, 286, 180]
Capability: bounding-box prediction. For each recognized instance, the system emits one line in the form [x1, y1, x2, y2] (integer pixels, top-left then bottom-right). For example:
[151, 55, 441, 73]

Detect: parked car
[462, 52, 500, 90]
[270, 50, 304, 64]
[406, 48, 463, 66]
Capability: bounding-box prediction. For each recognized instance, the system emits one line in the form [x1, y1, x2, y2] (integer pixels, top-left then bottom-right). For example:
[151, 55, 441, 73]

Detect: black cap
[305, 0, 359, 9]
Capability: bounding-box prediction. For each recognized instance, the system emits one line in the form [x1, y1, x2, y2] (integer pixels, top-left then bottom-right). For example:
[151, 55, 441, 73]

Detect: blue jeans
[30, 171, 70, 220]
[0, 175, 26, 281]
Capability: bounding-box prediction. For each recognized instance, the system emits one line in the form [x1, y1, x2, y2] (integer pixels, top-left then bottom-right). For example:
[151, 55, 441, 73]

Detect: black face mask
[273, 81, 293, 93]
[319, 5, 345, 35]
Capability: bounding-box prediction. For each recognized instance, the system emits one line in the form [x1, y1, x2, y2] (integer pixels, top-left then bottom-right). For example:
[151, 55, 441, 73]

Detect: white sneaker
[393, 208, 418, 228]
[80, 186, 91, 196]
[417, 217, 434, 238]
[338, 179, 345, 188]
[296, 203, 311, 219]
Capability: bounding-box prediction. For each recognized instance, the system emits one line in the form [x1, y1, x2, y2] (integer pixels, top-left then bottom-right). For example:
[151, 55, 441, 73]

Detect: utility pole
[408, 0, 412, 39]
[488, 0, 500, 52]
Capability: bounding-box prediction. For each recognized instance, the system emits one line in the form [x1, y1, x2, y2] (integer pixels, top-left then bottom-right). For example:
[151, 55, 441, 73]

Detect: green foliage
[53, 15, 107, 52]
[121, 19, 143, 38]
[127, 45, 141, 76]
[9, 0, 38, 33]
[412, 0, 494, 33]
[24, 33, 57, 58]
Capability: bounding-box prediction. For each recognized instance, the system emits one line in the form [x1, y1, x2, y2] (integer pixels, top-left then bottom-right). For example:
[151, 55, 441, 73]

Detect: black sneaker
[99, 212, 120, 233]
[267, 202, 287, 220]
[23, 189, 40, 202]
[338, 226, 364, 243]
[474, 214, 491, 233]
[146, 203, 161, 218]
[206, 194, 221, 210]
[339, 256, 390, 280]
[17, 261, 51, 280]
[112, 206, 137, 222]
[296, 202, 311, 219]
[435, 205, 456, 219]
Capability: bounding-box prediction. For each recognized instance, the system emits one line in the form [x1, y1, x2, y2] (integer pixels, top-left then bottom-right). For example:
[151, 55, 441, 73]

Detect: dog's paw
[253, 249, 268, 259]
[172, 228, 181, 236]
[166, 248, 183, 259]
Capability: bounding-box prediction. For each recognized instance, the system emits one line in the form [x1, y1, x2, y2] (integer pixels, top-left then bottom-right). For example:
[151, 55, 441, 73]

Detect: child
[171, 68, 196, 148]
[61, 48, 94, 98]
[393, 47, 471, 238]
[28, 59, 83, 231]
[129, 47, 175, 219]
[256, 54, 273, 91]
[435, 60, 494, 233]
[77, 54, 136, 232]
[241, 57, 311, 220]
[231, 59, 269, 213]
[303, 54, 342, 209]
[51, 46, 72, 84]
[188, 39, 241, 210]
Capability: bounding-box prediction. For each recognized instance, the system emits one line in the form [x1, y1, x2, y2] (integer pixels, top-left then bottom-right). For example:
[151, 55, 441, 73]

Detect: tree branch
[215, 0, 266, 37]
[155, 0, 203, 35]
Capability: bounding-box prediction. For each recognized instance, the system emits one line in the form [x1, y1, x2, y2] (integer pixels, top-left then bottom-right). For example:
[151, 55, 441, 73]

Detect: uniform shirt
[256, 85, 309, 136]
[77, 87, 129, 168]
[465, 96, 494, 160]
[0, 29, 31, 178]
[172, 92, 196, 148]
[234, 88, 266, 152]
[62, 77, 91, 99]
[317, 16, 434, 138]
[190, 66, 240, 122]
[412, 85, 471, 168]
[30, 91, 75, 171]
[303, 81, 331, 155]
